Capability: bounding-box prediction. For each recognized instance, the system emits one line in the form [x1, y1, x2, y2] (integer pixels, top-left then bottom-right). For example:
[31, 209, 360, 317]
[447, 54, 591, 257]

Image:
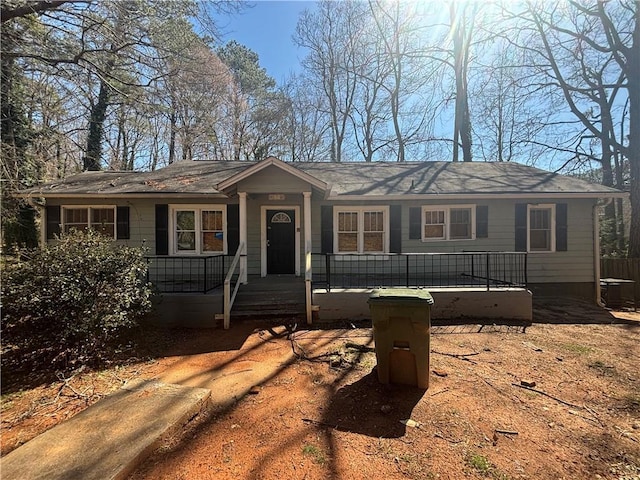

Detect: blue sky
[214, 1, 313, 84]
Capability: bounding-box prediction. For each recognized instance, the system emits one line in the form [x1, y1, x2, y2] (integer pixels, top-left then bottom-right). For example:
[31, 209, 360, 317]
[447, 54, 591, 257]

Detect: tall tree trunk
[168, 105, 176, 164]
[451, 4, 473, 162]
[628, 8, 640, 257]
[599, 92, 619, 253]
[84, 72, 111, 171]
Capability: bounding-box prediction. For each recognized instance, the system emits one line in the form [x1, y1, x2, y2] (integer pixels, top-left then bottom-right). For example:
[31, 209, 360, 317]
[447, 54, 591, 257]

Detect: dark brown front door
[267, 210, 295, 274]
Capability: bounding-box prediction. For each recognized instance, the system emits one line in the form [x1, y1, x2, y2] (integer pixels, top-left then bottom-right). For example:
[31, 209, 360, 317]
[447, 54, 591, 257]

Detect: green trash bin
[368, 288, 433, 389]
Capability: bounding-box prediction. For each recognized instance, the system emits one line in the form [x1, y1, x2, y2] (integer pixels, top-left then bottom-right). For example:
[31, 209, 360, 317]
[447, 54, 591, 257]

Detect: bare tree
[506, 1, 635, 255]
[450, 2, 475, 162]
[281, 75, 331, 162]
[294, 0, 364, 162]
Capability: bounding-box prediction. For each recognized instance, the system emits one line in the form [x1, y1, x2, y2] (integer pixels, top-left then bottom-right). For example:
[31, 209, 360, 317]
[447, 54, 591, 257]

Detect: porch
[144, 251, 532, 328]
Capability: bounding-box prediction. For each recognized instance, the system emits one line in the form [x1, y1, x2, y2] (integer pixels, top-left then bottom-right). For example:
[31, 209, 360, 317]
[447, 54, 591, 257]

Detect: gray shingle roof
[22, 160, 623, 198]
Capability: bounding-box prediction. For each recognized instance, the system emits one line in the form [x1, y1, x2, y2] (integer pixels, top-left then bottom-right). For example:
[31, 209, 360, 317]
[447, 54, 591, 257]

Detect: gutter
[329, 192, 628, 201]
[594, 202, 605, 307]
[16, 192, 230, 200]
[16, 190, 629, 201]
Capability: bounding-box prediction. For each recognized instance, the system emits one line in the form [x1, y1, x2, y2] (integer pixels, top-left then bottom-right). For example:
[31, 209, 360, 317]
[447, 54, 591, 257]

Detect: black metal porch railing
[311, 252, 527, 291]
[145, 255, 228, 293]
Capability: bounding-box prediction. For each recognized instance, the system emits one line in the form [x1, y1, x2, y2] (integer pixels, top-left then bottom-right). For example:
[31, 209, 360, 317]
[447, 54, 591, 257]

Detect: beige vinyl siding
[245, 196, 262, 275]
[237, 165, 311, 194]
[525, 199, 595, 283]
[46, 195, 597, 285]
[310, 198, 597, 285]
[127, 200, 156, 249]
[45, 199, 205, 254]
[44, 199, 153, 248]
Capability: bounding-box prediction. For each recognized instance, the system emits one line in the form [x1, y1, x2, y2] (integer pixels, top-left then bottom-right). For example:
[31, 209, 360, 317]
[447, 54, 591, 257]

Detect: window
[528, 204, 555, 252]
[424, 210, 445, 239]
[62, 206, 116, 238]
[201, 210, 224, 252]
[171, 206, 226, 254]
[363, 211, 384, 252]
[450, 208, 471, 239]
[335, 207, 388, 253]
[176, 211, 196, 251]
[422, 205, 474, 241]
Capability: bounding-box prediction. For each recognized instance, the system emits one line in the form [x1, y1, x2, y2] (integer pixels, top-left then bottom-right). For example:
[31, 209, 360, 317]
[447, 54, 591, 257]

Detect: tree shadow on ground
[321, 370, 426, 438]
[532, 297, 639, 326]
[0, 320, 263, 395]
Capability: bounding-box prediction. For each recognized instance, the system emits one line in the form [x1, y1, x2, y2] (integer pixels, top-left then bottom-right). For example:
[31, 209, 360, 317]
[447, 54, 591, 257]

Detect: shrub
[1, 229, 152, 370]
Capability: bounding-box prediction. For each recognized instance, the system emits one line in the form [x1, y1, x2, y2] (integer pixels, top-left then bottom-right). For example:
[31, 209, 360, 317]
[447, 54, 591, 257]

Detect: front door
[267, 209, 295, 274]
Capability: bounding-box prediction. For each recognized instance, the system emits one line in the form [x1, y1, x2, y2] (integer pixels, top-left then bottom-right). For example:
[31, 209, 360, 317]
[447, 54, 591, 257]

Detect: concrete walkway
[0, 379, 210, 480]
[0, 326, 300, 480]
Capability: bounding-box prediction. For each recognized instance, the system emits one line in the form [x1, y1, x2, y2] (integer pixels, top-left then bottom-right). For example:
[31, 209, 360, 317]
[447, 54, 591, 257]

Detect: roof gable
[216, 157, 327, 193]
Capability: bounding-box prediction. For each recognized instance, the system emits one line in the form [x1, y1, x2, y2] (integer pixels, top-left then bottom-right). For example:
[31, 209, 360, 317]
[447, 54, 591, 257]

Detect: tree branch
[1, 1, 79, 23]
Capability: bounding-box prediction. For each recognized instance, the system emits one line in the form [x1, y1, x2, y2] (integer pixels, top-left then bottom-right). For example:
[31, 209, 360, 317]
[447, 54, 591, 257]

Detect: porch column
[303, 191, 312, 255]
[239, 191, 248, 284]
[303, 191, 313, 324]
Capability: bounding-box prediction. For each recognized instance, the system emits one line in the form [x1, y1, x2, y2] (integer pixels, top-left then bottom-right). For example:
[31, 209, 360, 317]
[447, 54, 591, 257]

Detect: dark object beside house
[600, 277, 637, 310]
[368, 288, 433, 389]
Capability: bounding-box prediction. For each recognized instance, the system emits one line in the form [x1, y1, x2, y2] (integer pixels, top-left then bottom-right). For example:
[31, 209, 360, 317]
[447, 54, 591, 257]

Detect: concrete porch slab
[0, 380, 210, 480]
[312, 287, 532, 323]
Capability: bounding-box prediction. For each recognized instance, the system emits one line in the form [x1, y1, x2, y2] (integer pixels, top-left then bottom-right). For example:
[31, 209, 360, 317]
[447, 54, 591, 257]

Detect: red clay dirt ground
[2, 298, 639, 480]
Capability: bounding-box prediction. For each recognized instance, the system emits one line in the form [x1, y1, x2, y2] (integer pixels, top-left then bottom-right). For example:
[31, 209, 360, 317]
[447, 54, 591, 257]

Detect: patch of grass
[563, 343, 593, 354]
[371, 437, 435, 475]
[465, 452, 510, 479]
[468, 453, 491, 474]
[391, 451, 434, 479]
[302, 444, 326, 465]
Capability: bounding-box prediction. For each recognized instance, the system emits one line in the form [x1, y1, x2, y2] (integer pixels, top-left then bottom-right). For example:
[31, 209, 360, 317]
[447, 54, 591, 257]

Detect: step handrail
[305, 240, 312, 324]
[223, 242, 245, 329]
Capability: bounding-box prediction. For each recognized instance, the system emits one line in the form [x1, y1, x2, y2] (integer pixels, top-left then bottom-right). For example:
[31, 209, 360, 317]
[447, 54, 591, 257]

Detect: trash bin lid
[368, 288, 434, 304]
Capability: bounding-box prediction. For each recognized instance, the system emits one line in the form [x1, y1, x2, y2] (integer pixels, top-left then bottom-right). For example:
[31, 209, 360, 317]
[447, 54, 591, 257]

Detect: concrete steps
[230, 276, 306, 321]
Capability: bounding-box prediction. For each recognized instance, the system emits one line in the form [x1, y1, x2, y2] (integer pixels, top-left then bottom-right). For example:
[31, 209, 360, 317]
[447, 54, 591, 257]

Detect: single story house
[22, 157, 625, 328]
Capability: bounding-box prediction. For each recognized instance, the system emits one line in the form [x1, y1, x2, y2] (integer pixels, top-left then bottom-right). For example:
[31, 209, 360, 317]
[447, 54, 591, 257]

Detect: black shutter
[409, 207, 421, 240]
[556, 203, 568, 252]
[155, 204, 169, 255]
[321, 205, 333, 254]
[46, 205, 61, 240]
[227, 204, 239, 254]
[476, 205, 488, 239]
[116, 206, 130, 239]
[389, 205, 402, 253]
[515, 203, 527, 252]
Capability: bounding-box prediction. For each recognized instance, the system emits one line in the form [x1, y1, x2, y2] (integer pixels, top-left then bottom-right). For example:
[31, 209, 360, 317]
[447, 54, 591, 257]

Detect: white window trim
[421, 204, 476, 241]
[61, 205, 117, 239]
[169, 204, 227, 255]
[333, 206, 390, 254]
[527, 203, 556, 253]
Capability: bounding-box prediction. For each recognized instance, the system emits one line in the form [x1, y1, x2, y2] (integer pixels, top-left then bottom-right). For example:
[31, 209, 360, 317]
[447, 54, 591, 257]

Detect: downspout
[594, 198, 612, 307]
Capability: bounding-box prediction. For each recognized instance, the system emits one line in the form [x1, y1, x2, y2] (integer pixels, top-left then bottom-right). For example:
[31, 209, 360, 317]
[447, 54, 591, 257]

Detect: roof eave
[327, 192, 628, 201]
[17, 192, 230, 199]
